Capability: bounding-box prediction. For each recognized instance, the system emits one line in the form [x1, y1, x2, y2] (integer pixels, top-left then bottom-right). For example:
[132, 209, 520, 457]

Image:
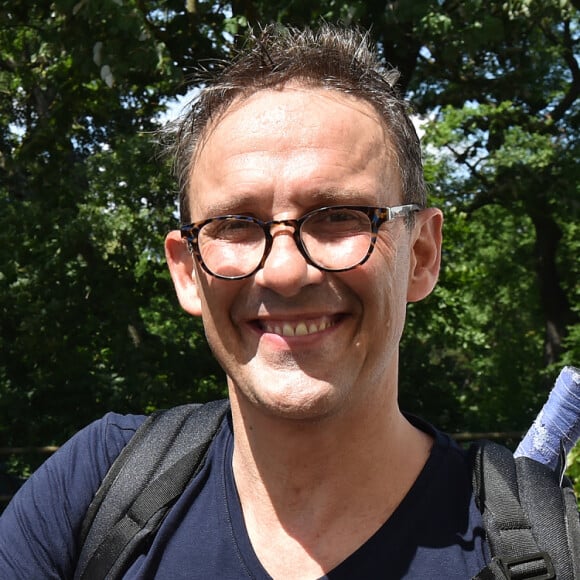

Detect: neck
[231, 389, 406, 485]
[228, 386, 433, 577]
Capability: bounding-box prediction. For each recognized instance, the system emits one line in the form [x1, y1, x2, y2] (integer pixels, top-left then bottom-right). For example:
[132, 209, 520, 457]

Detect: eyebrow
[192, 195, 255, 218]
[198, 188, 380, 218]
[301, 188, 379, 207]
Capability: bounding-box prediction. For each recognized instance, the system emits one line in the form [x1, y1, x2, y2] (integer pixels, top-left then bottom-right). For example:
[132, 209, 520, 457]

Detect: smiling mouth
[258, 315, 338, 337]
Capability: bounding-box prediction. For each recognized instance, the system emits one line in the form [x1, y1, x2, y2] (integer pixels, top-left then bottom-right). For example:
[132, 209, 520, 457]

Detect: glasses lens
[198, 217, 265, 278]
[301, 208, 373, 270]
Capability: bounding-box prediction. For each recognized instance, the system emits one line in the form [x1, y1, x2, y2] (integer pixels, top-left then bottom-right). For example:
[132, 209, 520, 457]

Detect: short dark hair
[169, 23, 426, 224]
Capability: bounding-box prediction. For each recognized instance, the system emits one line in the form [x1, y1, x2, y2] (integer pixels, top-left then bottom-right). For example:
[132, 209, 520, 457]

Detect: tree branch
[542, 19, 580, 122]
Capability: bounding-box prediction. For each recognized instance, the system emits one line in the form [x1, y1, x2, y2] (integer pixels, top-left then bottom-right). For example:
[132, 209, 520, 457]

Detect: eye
[202, 218, 262, 243]
[308, 208, 370, 235]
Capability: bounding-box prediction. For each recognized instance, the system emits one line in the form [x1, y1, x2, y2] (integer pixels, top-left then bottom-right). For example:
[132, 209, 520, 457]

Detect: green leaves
[0, 0, 226, 450]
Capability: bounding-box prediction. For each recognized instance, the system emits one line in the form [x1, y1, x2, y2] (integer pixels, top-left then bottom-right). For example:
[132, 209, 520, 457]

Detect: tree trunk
[529, 209, 574, 365]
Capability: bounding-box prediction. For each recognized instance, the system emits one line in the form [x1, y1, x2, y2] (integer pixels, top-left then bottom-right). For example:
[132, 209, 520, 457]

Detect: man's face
[168, 86, 441, 421]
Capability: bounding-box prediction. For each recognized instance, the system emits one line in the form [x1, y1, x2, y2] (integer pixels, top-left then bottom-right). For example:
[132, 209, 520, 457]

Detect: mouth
[257, 315, 339, 337]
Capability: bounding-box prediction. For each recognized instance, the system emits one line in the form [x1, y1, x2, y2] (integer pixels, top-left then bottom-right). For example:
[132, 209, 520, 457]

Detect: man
[0, 24, 490, 577]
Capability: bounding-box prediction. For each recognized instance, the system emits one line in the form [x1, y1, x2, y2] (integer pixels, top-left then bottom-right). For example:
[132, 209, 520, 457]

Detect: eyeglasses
[180, 204, 421, 280]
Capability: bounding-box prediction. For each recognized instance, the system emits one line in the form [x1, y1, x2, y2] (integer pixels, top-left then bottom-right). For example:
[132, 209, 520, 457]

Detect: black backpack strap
[471, 439, 580, 580]
[74, 399, 230, 580]
[472, 556, 554, 580]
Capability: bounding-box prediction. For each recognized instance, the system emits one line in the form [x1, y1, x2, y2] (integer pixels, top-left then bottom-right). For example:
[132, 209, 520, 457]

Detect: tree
[402, 0, 579, 431]
[0, 0, 228, 448]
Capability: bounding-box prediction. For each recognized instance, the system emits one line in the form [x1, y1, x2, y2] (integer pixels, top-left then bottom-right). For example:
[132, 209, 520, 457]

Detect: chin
[238, 378, 350, 423]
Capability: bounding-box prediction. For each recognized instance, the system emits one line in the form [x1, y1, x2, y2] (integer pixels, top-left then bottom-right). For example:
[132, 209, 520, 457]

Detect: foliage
[567, 441, 580, 499]
[0, 0, 227, 449]
[399, 0, 579, 433]
[0, 0, 578, 468]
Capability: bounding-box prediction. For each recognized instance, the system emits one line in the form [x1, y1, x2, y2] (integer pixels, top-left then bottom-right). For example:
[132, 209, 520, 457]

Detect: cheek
[195, 275, 236, 340]
[196, 273, 255, 350]
[374, 232, 412, 296]
[196, 283, 240, 367]
[340, 243, 411, 336]
[348, 235, 409, 299]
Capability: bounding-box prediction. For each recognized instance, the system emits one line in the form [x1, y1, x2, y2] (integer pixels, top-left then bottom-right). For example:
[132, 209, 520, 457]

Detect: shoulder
[330, 416, 489, 578]
[0, 411, 146, 579]
[46, 411, 148, 494]
[404, 416, 490, 574]
[406, 415, 488, 552]
[407, 413, 471, 470]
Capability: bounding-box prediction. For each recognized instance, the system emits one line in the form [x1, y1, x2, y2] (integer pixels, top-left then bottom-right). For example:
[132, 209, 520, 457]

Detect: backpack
[470, 441, 580, 579]
[74, 400, 580, 580]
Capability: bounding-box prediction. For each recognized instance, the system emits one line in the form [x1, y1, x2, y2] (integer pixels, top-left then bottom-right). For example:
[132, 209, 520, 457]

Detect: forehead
[188, 86, 400, 216]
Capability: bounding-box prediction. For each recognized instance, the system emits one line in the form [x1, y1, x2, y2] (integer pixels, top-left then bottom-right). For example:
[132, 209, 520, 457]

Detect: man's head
[165, 23, 442, 422]
[171, 24, 426, 225]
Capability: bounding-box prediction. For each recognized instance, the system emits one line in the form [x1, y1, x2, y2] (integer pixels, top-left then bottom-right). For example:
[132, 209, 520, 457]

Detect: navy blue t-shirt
[0, 411, 489, 578]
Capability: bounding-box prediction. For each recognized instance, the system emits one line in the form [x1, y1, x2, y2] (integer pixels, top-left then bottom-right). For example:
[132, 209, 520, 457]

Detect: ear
[165, 230, 203, 316]
[406, 208, 443, 303]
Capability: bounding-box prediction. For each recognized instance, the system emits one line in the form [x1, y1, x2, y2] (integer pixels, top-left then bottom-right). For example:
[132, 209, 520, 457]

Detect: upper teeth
[263, 319, 331, 337]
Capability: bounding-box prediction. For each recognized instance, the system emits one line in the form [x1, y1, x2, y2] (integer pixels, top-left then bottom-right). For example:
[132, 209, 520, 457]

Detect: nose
[254, 227, 324, 297]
